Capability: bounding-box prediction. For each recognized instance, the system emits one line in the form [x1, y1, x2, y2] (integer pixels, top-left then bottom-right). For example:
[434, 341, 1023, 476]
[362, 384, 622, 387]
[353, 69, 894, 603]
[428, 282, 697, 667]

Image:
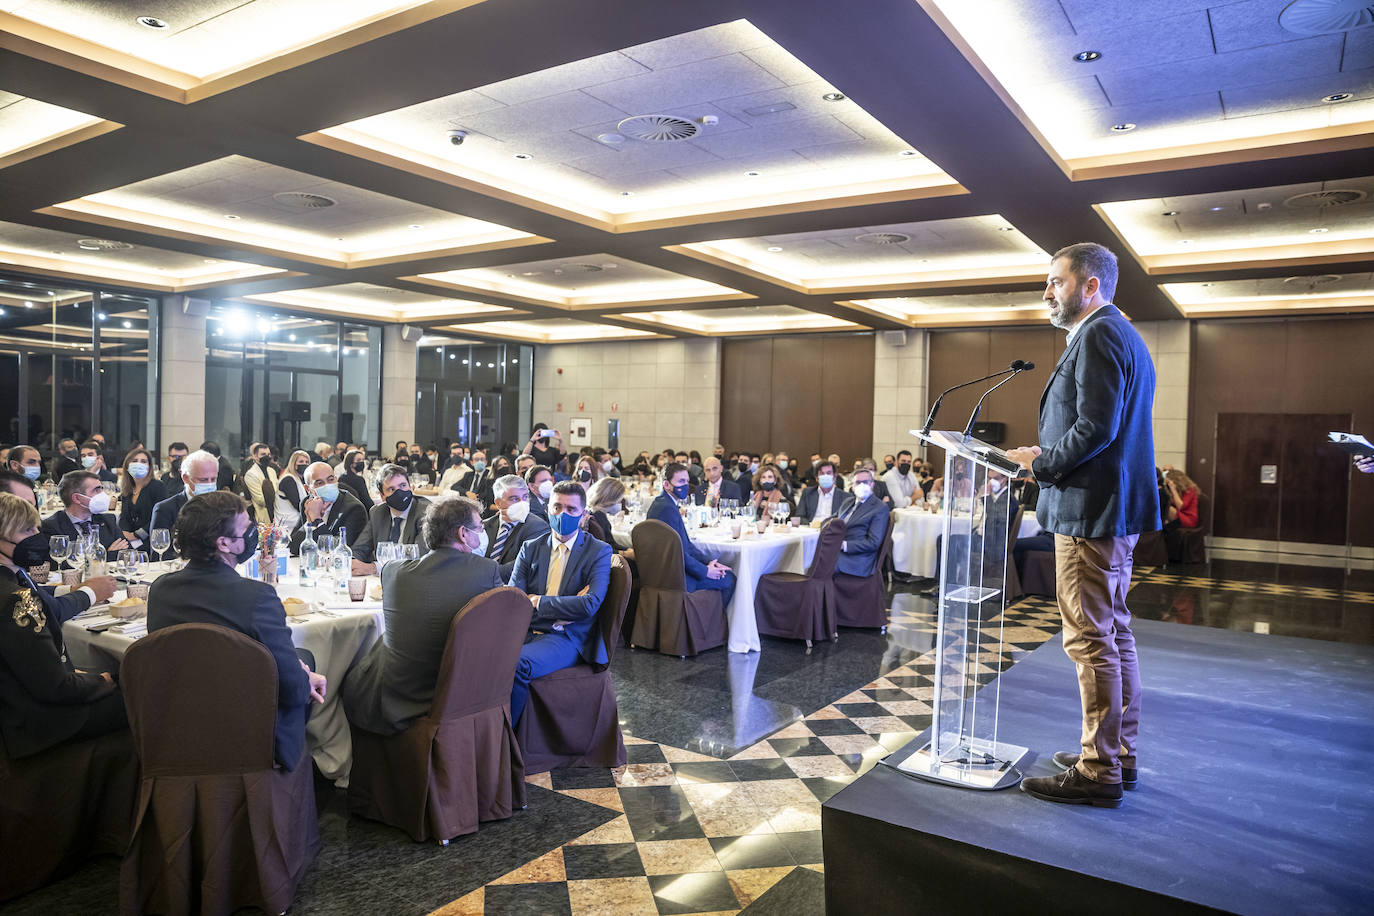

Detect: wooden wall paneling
[985, 327, 1060, 449]
[1279, 412, 1351, 546]
[925, 330, 990, 467]
[820, 334, 876, 466]
[1212, 412, 1284, 540]
[769, 335, 824, 462]
[720, 337, 774, 455]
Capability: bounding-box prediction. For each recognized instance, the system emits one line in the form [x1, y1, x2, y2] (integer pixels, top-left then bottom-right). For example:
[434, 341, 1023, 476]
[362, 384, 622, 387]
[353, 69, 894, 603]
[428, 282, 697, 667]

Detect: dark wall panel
[719, 337, 774, 455]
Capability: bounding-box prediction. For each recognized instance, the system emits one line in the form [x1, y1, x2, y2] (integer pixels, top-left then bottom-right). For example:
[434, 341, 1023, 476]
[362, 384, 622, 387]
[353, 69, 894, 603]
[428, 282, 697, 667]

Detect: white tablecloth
[890, 508, 1042, 577]
[690, 525, 820, 654]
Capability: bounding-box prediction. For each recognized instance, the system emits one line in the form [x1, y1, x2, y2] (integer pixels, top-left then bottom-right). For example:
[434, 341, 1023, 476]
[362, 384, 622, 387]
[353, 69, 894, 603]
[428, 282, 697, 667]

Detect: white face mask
[505, 498, 531, 524]
[602, 460, 614, 472]
[852, 482, 873, 501]
[537, 479, 553, 500]
[988, 478, 1005, 494]
[84, 491, 112, 514]
[472, 526, 489, 555]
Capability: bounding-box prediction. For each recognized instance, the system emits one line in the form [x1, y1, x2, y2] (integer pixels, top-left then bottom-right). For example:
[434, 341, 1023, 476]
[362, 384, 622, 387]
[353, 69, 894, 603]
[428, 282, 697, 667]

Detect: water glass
[150, 528, 170, 564]
[49, 535, 70, 569]
[347, 577, 367, 602]
[376, 541, 398, 568]
[400, 543, 420, 561]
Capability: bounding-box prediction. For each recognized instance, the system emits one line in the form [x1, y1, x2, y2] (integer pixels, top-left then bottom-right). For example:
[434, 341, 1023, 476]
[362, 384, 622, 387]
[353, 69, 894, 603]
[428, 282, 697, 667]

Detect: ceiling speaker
[400, 324, 423, 342]
[883, 329, 908, 347]
[178, 295, 210, 317]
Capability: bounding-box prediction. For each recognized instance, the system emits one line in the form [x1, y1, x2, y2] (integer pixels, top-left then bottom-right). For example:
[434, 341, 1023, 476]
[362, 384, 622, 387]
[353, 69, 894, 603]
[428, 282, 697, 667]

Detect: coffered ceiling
[1, 0, 1371, 340]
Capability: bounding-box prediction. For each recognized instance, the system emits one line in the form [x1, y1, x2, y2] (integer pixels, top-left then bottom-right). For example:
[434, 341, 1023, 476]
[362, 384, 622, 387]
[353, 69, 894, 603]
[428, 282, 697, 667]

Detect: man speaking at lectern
[1006, 242, 1159, 809]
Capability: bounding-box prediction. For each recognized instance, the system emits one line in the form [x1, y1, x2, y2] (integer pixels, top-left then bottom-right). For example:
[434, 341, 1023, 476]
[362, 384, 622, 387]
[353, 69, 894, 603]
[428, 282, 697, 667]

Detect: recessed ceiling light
[342, 347, 351, 356]
[767, 246, 783, 252]
[1177, 239, 1194, 245]
[1323, 92, 1352, 103]
[1309, 227, 1329, 233]
[513, 153, 533, 160]
[223, 214, 240, 220]
[596, 133, 625, 145]
[745, 170, 761, 177]
[408, 224, 423, 230]
[97, 312, 107, 320]
[288, 333, 297, 342]
[449, 353, 456, 359]
[620, 191, 634, 197]
[1209, 206, 1225, 211]
[307, 340, 316, 348]
[898, 149, 916, 157]
[998, 226, 1016, 232]
[1073, 50, 1101, 62]
[1161, 210, 1179, 216]
[462, 359, 469, 365]
[122, 320, 132, 329]
[822, 91, 846, 102]
[1201, 283, 1213, 287]
[1111, 123, 1136, 132]
[24, 301, 33, 308]
[202, 258, 217, 264]
[136, 15, 168, 29]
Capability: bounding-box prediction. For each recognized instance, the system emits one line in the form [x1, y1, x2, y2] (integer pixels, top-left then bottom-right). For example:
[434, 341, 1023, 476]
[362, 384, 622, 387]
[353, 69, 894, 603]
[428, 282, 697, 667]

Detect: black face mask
[170, 458, 183, 479]
[385, 488, 414, 512]
[898, 462, 912, 475]
[738, 462, 750, 474]
[233, 526, 259, 565]
[4, 533, 51, 569]
[577, 469, 592, 482]
[258, 455, 271, 468]
[65, 448, 79, 460]
[761, 481, 776, 492]
[884, 461, 894, 470]
[295, 463, 307, 475]
[352, 462, 365, 473]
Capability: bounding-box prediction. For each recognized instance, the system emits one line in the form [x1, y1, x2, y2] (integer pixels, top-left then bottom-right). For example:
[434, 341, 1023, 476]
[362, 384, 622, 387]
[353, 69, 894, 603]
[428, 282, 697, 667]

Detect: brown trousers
[1054, 533, 1140, 784]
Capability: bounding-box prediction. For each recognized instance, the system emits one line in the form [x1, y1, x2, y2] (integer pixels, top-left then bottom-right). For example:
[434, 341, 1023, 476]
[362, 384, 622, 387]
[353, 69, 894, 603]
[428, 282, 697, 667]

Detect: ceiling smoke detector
[76, 239, 134, 251]
[1278, 0, 1374, 35]
[1282, 189, 1367, 208]
[855, 232, 912, 245]
[617, 114, 700, 142]
[272, 191, 337, 209]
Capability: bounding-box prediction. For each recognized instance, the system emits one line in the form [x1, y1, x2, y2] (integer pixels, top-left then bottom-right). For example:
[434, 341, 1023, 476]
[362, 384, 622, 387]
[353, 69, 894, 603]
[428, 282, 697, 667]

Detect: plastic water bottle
[333, 528, 352, 594]
[299, 525, 319, 587]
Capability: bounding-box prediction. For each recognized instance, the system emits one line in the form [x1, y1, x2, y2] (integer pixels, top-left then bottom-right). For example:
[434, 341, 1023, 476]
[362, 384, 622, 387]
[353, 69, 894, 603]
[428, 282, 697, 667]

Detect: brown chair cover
[1, 729, 139, 902]
[628, 519, 726, 656]
[833, 515, 895, 629]
[1019, 549, 1057, 597]
[516, 556, 631, 774]
[1001, 505, 1025, 602]
[348, 586, 532, 843]
[1180, 493, 1210, 564]
[119, 623, 318, 916]
[755, 517, 846, 643]
[1133, 529, 1168, 566]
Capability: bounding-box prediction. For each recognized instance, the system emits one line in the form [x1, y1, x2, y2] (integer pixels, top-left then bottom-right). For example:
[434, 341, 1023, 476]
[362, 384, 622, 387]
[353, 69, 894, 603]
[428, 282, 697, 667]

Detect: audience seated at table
[445, 447, 486, 494]
[882, 449, 922, 508]
[584, 476, 626, 545]
[117, 448, 167, 550]
[0, 472, 116, 621]
[749, 464, 792, 515]
[507, 481, 613, 725]
[351, 464, 432, 575]
[148, 450, 222, 559]
[647, 463, 736, 607]
[337, 449, 373, 508]
[288, 461, 368, 555]
[834, 466, 891, 576]
[525, 465, 554, 522]
[5, 445, 44, 484]
[77, 440, 118, 484]
[49, 437, 81, 483]
[342, 495, 504, 736]
[147, 491, 325, 769]
[694, 457, 742, 507]
[40, 470, 129, 555]
[797, 459, 847, 524]
[484, 474, 550, 579]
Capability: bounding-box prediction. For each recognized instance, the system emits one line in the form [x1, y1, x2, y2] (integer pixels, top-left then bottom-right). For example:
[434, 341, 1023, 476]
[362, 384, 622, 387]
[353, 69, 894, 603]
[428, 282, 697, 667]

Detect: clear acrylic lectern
[894, 429, 1027, 790]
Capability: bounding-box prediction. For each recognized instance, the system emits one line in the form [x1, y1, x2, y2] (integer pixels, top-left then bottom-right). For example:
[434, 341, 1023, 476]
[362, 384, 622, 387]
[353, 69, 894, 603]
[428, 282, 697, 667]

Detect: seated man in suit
[797, 459, 847, 524]
[834, 466, 892, 578]
[351, 464, 432, 574]
[40, 470, 130, 554]
[524, 465, 553, 522]
[50, 437, 81, 482]
[343, 495, 503, 735]
[148, 449, 221, 558]
[859, 458, 893, 506]
[647, 463, 736, 607]
[6, 445, 45, 484]
[78, 440, 118, 484]
[449, 448, 488, 495]
[288, 461, 368, 555]
[693, 456, 742, 507]
[507, 481, 612, 725]
[485, 474, 550, 580]
[147, 491, 325, 769]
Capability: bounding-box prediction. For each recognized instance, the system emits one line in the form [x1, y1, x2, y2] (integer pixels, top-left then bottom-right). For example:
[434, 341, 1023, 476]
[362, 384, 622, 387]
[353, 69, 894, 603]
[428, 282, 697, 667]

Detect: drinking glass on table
[400, 543, 419, 561]
[49, 535, 70, 569]
[375, 541, 397, 569]
[130, 551, 149, 582]
[69, 536, 88, 575]
[150, 528, 170, 565]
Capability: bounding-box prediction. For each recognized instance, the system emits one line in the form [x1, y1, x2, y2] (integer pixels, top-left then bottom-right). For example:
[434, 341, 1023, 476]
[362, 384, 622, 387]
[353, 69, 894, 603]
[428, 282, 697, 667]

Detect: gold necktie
[545, 542, 568, 596]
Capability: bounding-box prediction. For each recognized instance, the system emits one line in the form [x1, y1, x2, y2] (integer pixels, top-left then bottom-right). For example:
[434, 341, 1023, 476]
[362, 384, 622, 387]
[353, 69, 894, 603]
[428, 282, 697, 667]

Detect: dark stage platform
[822, 619, 1374, 915]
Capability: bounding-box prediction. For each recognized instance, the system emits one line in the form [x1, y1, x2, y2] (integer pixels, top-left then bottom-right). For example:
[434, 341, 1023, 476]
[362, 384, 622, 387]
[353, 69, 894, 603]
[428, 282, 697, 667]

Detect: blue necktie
[490, 522, 513, 558]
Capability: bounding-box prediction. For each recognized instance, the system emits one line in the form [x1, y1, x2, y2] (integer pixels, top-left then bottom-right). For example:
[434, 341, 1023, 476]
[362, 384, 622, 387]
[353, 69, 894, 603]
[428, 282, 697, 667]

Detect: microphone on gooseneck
[962, 361, 1036, 440]
[919, 361, 1027, 436]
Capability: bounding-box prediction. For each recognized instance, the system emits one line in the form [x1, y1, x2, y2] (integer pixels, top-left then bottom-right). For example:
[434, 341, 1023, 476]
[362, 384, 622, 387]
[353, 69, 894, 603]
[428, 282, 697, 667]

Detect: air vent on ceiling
[1282, 189, 1367, 208]
[272, 191, 337, 209]
[1283, 274, 1343, 287]
[617, 114, 700, 142]
[76, 239, 133, 251]
[855, 232, 912, 245]
[1278, 0, 1374, 35]
[563, 263, 604, 272]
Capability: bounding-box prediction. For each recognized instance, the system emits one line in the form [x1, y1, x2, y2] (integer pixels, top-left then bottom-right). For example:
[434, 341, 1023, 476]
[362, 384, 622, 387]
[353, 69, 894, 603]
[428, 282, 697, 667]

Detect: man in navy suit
[507, 481, 612, 725]
[833, 466, 890, 577]
[1007, 242, 1160, 809]
[484, 474, 550, 580]
[148, 449, 221, 559]
[797, 459, 847, 524]
[647, 463, 736, 606]
[692, 456, 742, 507]
[40, 470, 129, 554]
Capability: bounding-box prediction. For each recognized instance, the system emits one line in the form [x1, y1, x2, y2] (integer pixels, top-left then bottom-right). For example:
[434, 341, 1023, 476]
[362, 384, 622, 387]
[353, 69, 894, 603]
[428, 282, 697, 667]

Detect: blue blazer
[508, 529, 612, 666]
[797, 483, 847, 524]
[1032, 305, 1161, 539]
[148, 490, 190, 558]
[646, 491, 711, 581]
[834, 494, 891, 577]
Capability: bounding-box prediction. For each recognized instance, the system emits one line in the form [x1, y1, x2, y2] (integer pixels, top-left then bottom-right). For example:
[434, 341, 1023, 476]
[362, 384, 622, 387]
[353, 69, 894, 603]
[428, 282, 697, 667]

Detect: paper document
[1327, 432, 1374, 458]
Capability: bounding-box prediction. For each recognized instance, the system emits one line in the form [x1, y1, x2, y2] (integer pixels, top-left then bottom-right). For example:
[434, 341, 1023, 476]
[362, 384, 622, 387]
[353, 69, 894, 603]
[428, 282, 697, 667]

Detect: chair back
[431, 586, 534, 720]
[873, 511, 895, 576]
[1196, 491, 1212, 532]
[807, 517, 847, 579]
[597, 556, 633, 668]
[122, 623, 277, 775]
[631, 519, 686, 590]
[1005, 503, 1024, 567]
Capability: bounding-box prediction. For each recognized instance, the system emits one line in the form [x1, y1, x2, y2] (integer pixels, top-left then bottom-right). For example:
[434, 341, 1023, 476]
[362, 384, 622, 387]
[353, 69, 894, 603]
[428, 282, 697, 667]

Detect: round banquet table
[890, 506, 1043, 577]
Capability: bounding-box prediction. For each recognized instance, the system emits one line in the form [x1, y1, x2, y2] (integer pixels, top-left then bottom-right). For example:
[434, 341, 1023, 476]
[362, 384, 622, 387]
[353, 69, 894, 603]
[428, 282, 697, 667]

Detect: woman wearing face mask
[573, 455, 602, 488]
[749, 464, 792, 514]
[273, 449, 311, 533]
[584, 475, 625, 545]
[339, 448, 373, 507]
[118, 447, 167, 548]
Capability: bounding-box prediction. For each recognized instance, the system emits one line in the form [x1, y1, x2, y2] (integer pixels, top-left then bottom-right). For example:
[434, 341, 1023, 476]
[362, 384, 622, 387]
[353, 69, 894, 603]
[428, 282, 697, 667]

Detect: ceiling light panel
[920, 0, 1374, 171]
[635, 304, 863, 334]
[1162, 271, 1374, 317]
[309, 19, 957, 230]
[0, 219, 285, 290]
[43, 155, 540, 267]
[0, 92, 119, 165]
[1098, 176, 1374, 270]
[409, 254, 751, 308]
[242, 282, 514, 322]
[673, 216, 1049, 293]
[433, 318, 663, 343]
[843, 290, 1050, 326]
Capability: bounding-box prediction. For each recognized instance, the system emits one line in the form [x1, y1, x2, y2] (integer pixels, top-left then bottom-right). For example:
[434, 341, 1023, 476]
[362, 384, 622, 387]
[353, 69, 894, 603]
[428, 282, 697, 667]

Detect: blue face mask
[473, 460, 486, 472]
[818, 473, 835, 489]
[550, 510, 581, 538]
[129, 462, 149, 479]
[671, 483, 691, 501]
[81, 455, 97, 468]
[191, 482, 216, 496]
[315, 483, 339, 504]
[23, 465, 41, 480]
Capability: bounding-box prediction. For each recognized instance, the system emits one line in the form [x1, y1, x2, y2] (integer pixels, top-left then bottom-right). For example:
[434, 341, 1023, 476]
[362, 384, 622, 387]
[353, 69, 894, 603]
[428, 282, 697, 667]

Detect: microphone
[962, 361, 1035, 440]
[919, 361, 1027, 436]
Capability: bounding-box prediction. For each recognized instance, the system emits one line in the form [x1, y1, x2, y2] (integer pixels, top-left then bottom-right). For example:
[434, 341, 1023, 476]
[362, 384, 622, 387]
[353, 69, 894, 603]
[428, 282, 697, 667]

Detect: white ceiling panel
[244, 282, 511, 320]
[0, 93, 109, 159]
[636, 304, 862, 334]
[1056, 0, 1214, 31]
[478, 54, 650, 106]
[1165, 271, 1374, 301]
[1222, 67, 1374, 118]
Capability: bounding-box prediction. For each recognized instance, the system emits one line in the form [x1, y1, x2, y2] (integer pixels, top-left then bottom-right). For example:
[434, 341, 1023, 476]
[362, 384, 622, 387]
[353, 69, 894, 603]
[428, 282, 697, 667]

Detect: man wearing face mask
[693, 456, 741, 507]
[288, 461, 368, 555]
[525, 465, 554, 522]
[351, 464, 432, 575]
[148, 491, 326, 770]
[450, 448, 489, 496]
[41, 471, 130, 554]
[1, 472, 117, 621]
[834, 467, 891, 577]
[7, 445, 46, 485]
[148, 450, 222, 559]
[798, 459, 847, 524]
[483, 475, 549, 579]
[166, 442, 189, 481]
[730, 454, 757, 501]
[50, 437, 81, 481]
[241, 441, 279, 525]
[437, 444, 470, 491]
[774, 452, 799, 497]
[882, 455, 896, 474]
[882, 449, 922, 509]
[593, 448, 621, 479]
[648, 463, 736, 606]
[507, 481, 613, 725]
[75, 440, 117, 484]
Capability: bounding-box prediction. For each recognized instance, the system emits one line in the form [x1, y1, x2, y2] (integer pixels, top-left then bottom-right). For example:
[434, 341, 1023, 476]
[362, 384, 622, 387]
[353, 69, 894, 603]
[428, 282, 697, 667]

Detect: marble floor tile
[735, 865, 824, 915]
[726, 866, 795, 908]
[648, 871, 741, 915]
[637, 838, 723, 876]
[562, 842, 647, 881]
[619, 785, 707, 842]
[783, 755, 857, 779]
[482, 881, 573, 916]
[709, 834, 797, 871]
[567, 876, 659, 916]
[614, 762, 678, 788]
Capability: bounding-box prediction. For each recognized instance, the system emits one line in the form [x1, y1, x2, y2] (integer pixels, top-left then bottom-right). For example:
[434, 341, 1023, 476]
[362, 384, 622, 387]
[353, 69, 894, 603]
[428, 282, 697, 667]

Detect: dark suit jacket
[288, 489, 369, 555]
[147, 559, 311, 769]
[351, 496, 432, 563]
[118, 478, 167, 541]
[51, 455, 80, 482]
[40, 510, 125, 554]
[528, 493, 549, 522]
[834, 495, 891, 577]
[148, 489, 190, 558]
[646, 491, 712, 582]
[692, 477, 742, 506]
[797, 483, 847, 524]
[1032, 304, 1161, 539]
[509, 530, 612, 666]
[342, 547, 504, 735]
[0, 567, 116, 758]
[339, 472, 371, 509]
[484, 511, 550, 580]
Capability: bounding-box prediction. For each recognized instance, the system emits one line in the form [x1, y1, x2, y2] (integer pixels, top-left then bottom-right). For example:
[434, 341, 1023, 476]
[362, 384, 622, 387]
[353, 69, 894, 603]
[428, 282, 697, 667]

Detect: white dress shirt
[882, 467, 921, 509]
[815, 487, 836, 520]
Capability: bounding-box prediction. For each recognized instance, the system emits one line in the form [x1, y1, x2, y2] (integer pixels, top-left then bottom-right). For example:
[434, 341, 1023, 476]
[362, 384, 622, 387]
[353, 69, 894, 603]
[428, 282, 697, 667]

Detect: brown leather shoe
[1020, 766, 1123, 808]
[1052, 751, 1137, 789]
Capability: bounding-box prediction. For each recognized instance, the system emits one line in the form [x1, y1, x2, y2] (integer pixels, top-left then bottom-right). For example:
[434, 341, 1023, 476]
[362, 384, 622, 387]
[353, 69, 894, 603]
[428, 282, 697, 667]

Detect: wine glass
[129, 551, 149, 582]
[150, 528, 170, 565]
[49, 535, 70, 569]
[69, 536, 89, 574]
[401, 543, 419, 561]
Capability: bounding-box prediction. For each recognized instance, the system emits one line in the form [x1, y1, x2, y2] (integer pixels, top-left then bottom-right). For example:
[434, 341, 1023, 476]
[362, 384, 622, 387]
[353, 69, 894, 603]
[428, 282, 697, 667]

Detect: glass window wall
[414, 338, 531, 454]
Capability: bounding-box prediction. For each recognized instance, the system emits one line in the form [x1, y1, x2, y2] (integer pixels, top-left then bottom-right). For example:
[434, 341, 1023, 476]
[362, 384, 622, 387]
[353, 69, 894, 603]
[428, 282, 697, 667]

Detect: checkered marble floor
[429, 598, 1064, 916]
[1133, 568, 1374, 604]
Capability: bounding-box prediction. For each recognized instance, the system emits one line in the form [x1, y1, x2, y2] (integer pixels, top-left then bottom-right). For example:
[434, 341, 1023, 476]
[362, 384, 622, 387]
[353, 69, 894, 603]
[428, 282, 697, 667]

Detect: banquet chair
[348, 586, 531, 844]
[833, 515, 895, 629]
[1, 729, 139, 902]
[1180, 492, 1211, 564]
[1002, 504, 1025, 603]
[628, 519, 727, 656]
[1018, 548, 1057, 597]
[754, 517, 846, 647]
[1133, 529, 1168, 567]
[515, 556, 631, 774]
[119, 623, 319, 916]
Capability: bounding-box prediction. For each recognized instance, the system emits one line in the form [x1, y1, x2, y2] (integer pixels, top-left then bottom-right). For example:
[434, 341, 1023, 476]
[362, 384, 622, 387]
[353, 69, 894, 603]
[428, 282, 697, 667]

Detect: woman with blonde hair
[1162, 466, 1201, 562]
[274, 449, 312, 533]
[585, 475, 625, 545]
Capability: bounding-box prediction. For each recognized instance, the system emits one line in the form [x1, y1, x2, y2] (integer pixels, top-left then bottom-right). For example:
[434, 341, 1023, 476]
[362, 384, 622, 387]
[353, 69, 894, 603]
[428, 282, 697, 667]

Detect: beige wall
[1135, 319, 1190, 470]
[532, 338, 720, 458]
[872, 330, 928, 464]
[380, 325, 417, 453]
[160, 300, 206, 453]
